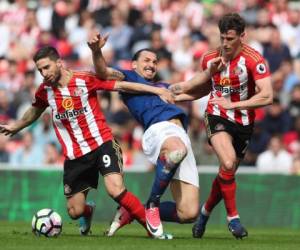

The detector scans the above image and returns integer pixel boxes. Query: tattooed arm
[88,33,125,81]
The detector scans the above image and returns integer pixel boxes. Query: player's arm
[114,81,174,104]
[171,71,212,102]
[209,76,273,109]
[88,33,125,81]
[170,57,225,101]
[0,106,46,136]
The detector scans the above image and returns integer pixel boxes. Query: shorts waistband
[168,118,183,127]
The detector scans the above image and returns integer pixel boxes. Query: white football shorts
[142,121,199,187]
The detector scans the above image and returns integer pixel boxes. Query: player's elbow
[96,70,109,80]
[265,91,274,106]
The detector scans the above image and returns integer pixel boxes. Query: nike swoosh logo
[146,220,158,234]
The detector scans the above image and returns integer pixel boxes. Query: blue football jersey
[119,69,188,130]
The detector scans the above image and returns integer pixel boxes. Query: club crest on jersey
[219,77,231,86]
[62,98,74,110]
[256,63,267,74]
[74,87,84,97]
[233,66,244,75]
[215,123,225,131]
[64,184,71,194]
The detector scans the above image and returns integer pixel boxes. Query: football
[32,208,62,237]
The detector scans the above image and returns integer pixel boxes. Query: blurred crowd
[1,0,300,175]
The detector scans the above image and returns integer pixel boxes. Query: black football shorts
[204,113,254,159]
[63,139,123,197]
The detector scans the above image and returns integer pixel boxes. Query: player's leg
[66,191,96,235]
[66,191,87,219]
[192,176,222,238]
[159,180,199,223]
[147,136,187,206]
[63,157,97,235]
[145,136,187,236]
[158,141,199,223]
[104,173,147,227]
[210,132,248,239]
[99,140,148,235]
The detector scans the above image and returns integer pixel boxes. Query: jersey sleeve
[248,56,270,81]
[89,74,116,91]
[32,84,49,108]
[200,54,208,71]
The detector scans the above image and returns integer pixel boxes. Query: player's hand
[87,33,109,52]
[169,82,186,95]
[208,96,235,109]
[208,57,226,76]
[0,124,19,137]
[158,88,175,104]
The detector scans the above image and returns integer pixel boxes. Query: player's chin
[144,73,155,80]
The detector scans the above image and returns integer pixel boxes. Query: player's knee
[177,206,199,223]
[165,148,187,167]
[222,159,236,171]
[104,174,125,198]
[106,184,125,199]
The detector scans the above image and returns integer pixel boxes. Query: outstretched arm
[170,71,212,102]
[0,106,46,136]
[88,33,125,81]
[114,81,174,104]
[170,57,225,101]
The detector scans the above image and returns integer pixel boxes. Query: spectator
[0,89,16,123]
[281,59,300,93]
[288,84,300,124]
[9,131,44,167]
[283,116,300,155]
[0,134,9,163]
[129,8,161,52]
[102,8,133,60]
[0,59,24,93]
[43,142,64,165]
[240,0,261,26]
[263,25,291,73]
[291,156,300,175]
[243,122,271,166]
[256,134,293,174]
[32,111,58,150]
[261,97,292,135]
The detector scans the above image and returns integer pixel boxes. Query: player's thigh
[170,179,199,217]
[97,140,125,197]
[210,132,237,166]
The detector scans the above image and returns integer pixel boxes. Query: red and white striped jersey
[32,71,116,160]
[202,44,270,125]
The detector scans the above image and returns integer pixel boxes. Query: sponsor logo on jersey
[55,106,88,120]
[62,98,74,110]
[214,84,246,94]
[256,63,267,74]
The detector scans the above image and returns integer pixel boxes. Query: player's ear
[132,61,137,70]
[240,32,245,40]
[56,59,63,68]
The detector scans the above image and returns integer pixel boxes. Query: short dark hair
[132,48,157,61]
[218,13,246,35]
[33,46,60,63]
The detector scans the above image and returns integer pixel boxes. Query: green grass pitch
[1,221,299,250]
